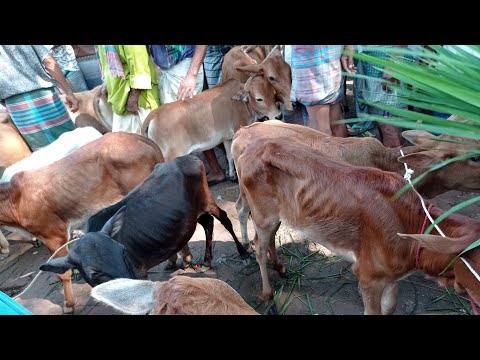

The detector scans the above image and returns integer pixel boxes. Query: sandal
[347,121,375,136]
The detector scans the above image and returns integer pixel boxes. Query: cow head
[398,233,480,306]
[232,75,282,121]
[236,50,292,111]
[40,206,134,287]
[398,130,480,198]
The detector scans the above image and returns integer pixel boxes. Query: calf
[90,276,259,315]
[222,45,292,110]
[40,155,250,286]
[0,127,103,259]
[237,138,480,314]
[59,85,113,133]
[0,123,31,170]
[232,120,480,249]
[142,77,281,180]
[0,132,163,313]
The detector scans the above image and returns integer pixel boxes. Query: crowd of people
[0,45,430,172]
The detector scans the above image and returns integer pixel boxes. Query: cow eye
[256,97,263,102]
[471,156,480,162]
[268,76,276,82]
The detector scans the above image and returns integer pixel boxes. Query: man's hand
[65,93,79,113]
[341,45,356,74]
[126,88,140,114]
[241,45,258,53]
[177,73,197,101]
[341,54,356,74]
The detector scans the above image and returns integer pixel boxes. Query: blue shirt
[149,45,195,70]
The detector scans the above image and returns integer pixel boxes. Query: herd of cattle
[0,45,480,315]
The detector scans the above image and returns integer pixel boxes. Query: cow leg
[223,139,236,181]
[181,244,193,268]
[235,191,254,253]
[210,206,250,262]
[197,214,214,267]
[358,278,388,315]
[381,282,399,315]
[254,221,280,303]
[165,253,178,269]
[0,230,9,260]
[268,222,286,276]
[43,232,75,314]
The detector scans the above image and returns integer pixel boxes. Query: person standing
[72,45,103,90]
[0,45,78,151]
[96,45,160,134]
[286,45,354,137]
[50,45,89,93]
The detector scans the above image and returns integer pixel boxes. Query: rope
[400,149,479,315]
[242,45,279,66]
[415,203,434,269]
[13,237,80,300]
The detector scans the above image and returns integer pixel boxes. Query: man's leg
[306,104,332,135]
[204,149,225,183]
[330,102,348,138]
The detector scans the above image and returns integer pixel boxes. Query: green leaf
[425,196,480,234]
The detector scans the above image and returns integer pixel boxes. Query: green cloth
[97,45,160,115]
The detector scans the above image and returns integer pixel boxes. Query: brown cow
[222,45,292,110]
[142,77,281,181]
[91,276,259,315]
[0,132,163,313]
[0,123,31,171]
[232,120,480,250]
[237,137,480,314]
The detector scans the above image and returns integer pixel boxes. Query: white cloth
[157,57,204,105]
[112,107,151,134]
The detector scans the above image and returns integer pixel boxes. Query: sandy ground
[2,182,479,315]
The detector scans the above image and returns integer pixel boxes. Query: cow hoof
[63,305,74,314]
[32,239,42,248]
[278,267,289,278]
[164,260,177,270]
[227,173,238,183]
[266,303,279,316]
[0,252,9,261]
[244,243,255,254]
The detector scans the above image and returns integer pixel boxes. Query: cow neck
[0,183,17,225]
[122,247,143,279]
[243,100,264,121]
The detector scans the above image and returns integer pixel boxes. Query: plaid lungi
[204,45,233,88]
[354,46,407,118]
[291,45,344,106]
[4,87,75,151]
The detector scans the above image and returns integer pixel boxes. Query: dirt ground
[1,81,479,315]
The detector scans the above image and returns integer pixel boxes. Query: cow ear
[402,130,438,147]
[397,150,442,169]
[236,64,264,76]
[398,233,470,255]
[40,256,73,274]
[231,89,249,102]
[102,205,126,238]
[90,278,158,315]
